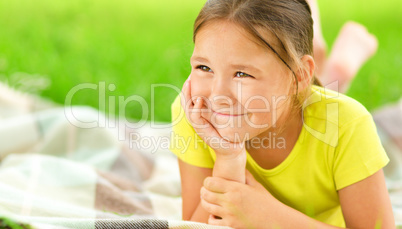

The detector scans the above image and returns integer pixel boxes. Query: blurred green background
[0,0,401,122]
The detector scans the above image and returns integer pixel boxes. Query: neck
[247,109,303,152]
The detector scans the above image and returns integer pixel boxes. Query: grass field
[0,0,400,122]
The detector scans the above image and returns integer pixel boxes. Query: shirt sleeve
[169,95,214,168]
[333,114,390,190]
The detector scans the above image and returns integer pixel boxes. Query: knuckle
[201,199,213,212]
[203,177,212,188]
[207,178,218,190]
[200,187,207,199]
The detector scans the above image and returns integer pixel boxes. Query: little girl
[169,0,395,228]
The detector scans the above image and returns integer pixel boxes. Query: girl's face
[190,20,294,142]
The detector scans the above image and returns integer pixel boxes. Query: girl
[169,0,395,228]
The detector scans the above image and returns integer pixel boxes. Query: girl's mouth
[213,110,247,117]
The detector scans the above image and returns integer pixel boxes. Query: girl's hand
[180,77,246,160]
[200,170,281,228]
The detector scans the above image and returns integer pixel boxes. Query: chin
[215,127,252,143]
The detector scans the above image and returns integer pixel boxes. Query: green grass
[0,217,32,229]
[0,0,400,122]
[319,0,402,111]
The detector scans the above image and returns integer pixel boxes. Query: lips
[212,110,247,117]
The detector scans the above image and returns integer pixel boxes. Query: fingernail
[196,97,202,102]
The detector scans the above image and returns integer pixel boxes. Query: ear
[295,55,315,91]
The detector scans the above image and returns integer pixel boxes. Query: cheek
[241,85,291,121]
[245,100,288,128]
[241,92,288,130]
[242,91,272,120]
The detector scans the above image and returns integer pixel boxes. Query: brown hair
[193,0,320,117]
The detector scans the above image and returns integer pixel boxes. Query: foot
[321,22,378,93]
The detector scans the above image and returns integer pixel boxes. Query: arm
[178,154,246,223]
[178,158,212,222]
[178,80,248,222]
[339,169,395,228]
[201,169,395,228]
[276,168,395,228]
[212,151,246,183]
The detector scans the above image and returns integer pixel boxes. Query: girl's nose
[209,77,236,108]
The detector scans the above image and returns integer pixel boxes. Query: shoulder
[301,87,389,191]
[301,85,374,148]
[303,85,371,129]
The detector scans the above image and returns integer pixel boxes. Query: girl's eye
[235,72,254,78]
[196,65,213,72]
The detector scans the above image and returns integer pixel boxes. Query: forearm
[212,152,247,183]
[267,201,343,229]
[189,201,210,223]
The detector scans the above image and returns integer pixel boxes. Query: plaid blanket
[373,98,402,228]
[0,84,230,229]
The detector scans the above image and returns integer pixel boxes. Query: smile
[213,111,247,117]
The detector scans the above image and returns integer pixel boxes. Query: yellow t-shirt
[169,85,389,227]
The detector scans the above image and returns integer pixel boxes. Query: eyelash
[196,65,213,72]
[235,72,253,78]
[195,65,254,78]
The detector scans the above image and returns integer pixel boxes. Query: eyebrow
[191,56,262,73]
[230,64,262,74]
[190,56,210,63]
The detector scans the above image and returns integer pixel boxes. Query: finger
[186,96,208,128]
[181,81,205,128]
[178,81,226,148]
[204,176,237,193]
[200,198,225,219]
[188,97,203,122]
[201,186,224,205]
[184,96,229,150]
[190,97,226,141]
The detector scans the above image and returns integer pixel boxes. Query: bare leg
[306,1,379,93]
[320,22,378,93]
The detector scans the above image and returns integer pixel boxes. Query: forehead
[194,20,282,56]
[192,20,284,70]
